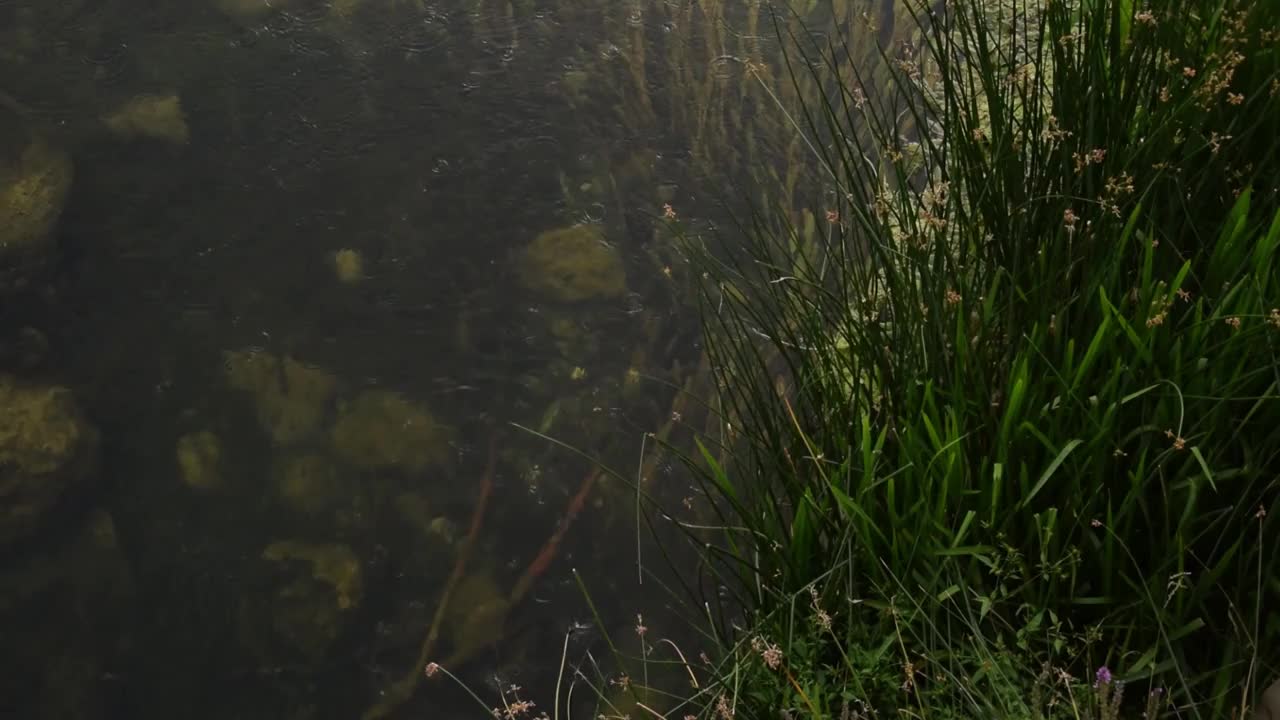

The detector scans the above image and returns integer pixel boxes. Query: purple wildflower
[1095,666,1113,687]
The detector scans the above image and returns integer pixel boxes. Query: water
[0,0,835,717]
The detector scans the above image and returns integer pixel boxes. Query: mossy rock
[330,390,450,472]
[224,350,337,447]
[517,225,627,302]
[175,430,223,491]
[243,540,363,662]
[0,139,73,294]
[331,248,365,284]
[0,375,99,546]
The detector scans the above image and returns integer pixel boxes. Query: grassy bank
[655,0,1280,716]
[419,0,1279,716]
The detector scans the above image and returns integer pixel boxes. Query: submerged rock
[331,248,365,284]
[516,225,627,302]
[224,350,337,446]
[242,540,363,662]
[101,94,190,146]
[175,430,223,491]
[0,375,99,546]
[330,390,450,472]
[0,139,73,294]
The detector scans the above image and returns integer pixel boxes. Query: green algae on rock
[224,350,338,447]
[175,430,223,491]
[242,540,364,662]
[330,390,450,472]
[517,224,627,302]
[262,540,363,610]
[0,139,73,293]
[0,375,99,546]
[332,248,366,284]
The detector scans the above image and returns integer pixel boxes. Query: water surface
[0,0,845,716]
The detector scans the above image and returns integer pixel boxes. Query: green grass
[636,0,1280,716]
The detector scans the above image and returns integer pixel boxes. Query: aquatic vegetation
[544,311,601,361]
[223,349,338,447]
[555,0,886,210]
[101,94,190,146]
[362,441,599,720]
[0,139,73,293]
[329,389,450,472]
[262,540,363,610]
[274,452,345,516]
[443,570,510,661]
[516,225,627,303]
[0,375,99,546]
[560,69,591,108]
[393,492,456,545]
[332,248,366,284]
[244,540,364,662]
[175,430,223,492]
[631,0,1280,715]
[272,451,371,535]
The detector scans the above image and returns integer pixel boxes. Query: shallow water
[0,0,841,717]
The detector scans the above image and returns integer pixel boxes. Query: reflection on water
[0,0,870,716]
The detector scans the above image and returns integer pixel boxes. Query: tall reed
[659,0,1280,714]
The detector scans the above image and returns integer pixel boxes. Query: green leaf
[1190,446,1217,492]
[1020,439,1083,509]
[696,438,736,502]
[1101,288,1152,363]
[1074,292,1115,389]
